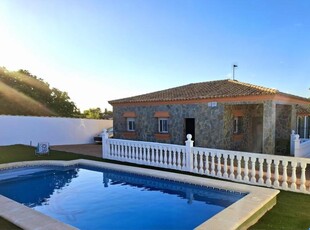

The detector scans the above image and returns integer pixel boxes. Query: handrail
[103,130,310,194]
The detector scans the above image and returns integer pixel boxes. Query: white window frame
[233,117,239,134]
[158,118,168,133]
[127,118,136,131]
[233,116,243,134]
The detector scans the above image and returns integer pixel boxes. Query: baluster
[251,157,256,183]
[166,147,170,167]
[131,143,135,161]
[118,142,121,157]
[282,160,288,189]
[136,144,139,160]
[273,159,280,187]
[115,142,118,157]
[211,152,216,176]
[173,149,177,169]
[300,162,307,192]
[110,141,113,158]
[177,148,181,169]
[157,146,160,165]
[111,142,114,157]
[116,141,119,157]
[291,161,297,191]
[145,145,149,164]
[258,158,264,184]
[127,144,130,160]
[193,151,198,173]
[148,145,154,165]
[131,144,135,160]
[137,144,140,161]
[126,144,129,159]
[152,146,156,165]
[266,159,272,186]
[182,148,186,170]
[163,147,167,167]
[216,152,222,177]
[205,152,209,175]
[223,153,228,179]
[123,144,127,159]
[119,143,123,158]
[243,156,249,182]
[171,148,175,168]
[236,155,242,181]
[112,141,115,157]
[130,144,134,160]
[141,144,147,164]
[199,151,204,174]
[158,146,162,166]
[229,154,235,180]
[114,142,118,158]
[140,144,144,162]
[149,145,152,164]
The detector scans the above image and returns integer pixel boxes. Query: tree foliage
[0,67,80,117]
[83,107,113,119]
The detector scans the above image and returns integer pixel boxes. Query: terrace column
[102,129,109,158]
[185,134,194,172]
[263,101,276,154]
[290,105,297,132]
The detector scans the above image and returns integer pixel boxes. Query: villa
[109,79,310,155]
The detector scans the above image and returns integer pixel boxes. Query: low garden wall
[0,115,112,146]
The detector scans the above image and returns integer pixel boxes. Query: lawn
[0,145,309,230]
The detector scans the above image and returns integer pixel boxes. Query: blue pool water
[0,165,246,229]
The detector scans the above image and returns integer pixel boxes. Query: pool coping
[0,159,279,230]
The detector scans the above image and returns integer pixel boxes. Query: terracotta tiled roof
[297,105,310,115]
[109,79,309,104]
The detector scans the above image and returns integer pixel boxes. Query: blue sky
[0,0,310,111]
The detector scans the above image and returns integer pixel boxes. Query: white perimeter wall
[0,115,113,146]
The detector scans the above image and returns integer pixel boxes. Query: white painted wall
[0,115,113,146]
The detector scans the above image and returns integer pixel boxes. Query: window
[127,118,135,131]
[158,118,168,133]
[208,102,218,107]
[233,116,243,134]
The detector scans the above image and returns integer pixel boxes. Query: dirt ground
[50,144,102,158]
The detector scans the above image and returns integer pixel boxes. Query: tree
[83,107,102,119]
[0,67,80,117]
[82,108,113,119]
[102,108,113,119]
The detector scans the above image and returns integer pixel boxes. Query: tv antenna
[232,64,238,80]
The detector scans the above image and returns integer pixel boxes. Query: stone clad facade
[113,103,225,148]
[113,101,299,154]
[110,79,310,155]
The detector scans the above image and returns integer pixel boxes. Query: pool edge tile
[0,159,279,230]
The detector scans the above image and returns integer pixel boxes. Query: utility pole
[232,64,238,80]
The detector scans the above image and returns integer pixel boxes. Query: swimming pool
[0,164,245,229]
[0,160,279,229]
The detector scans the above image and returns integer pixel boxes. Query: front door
[185,118,195,142]
[251,117,263,153]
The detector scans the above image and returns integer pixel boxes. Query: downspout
[296,116,299,134]
[304,116,307,138]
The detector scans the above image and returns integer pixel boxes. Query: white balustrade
[291,130,310,158]
[102,130,310,194]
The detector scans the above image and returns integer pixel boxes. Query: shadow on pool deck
[51,144,102,158]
